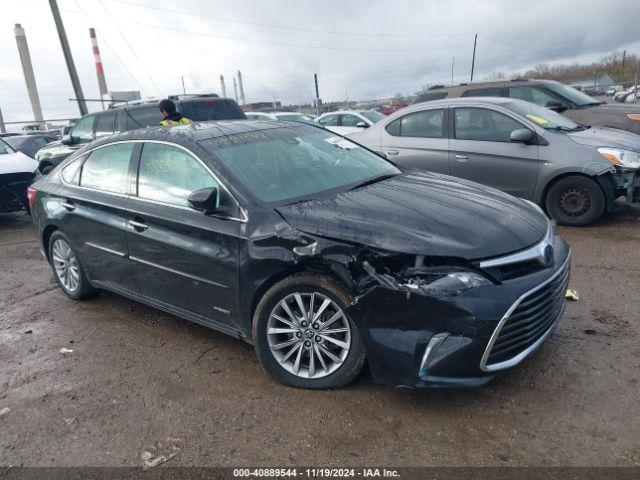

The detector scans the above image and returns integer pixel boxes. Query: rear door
[448,106,539,198]
[56,142,136,289]
[379,108,449,174]
[125,141,241,328]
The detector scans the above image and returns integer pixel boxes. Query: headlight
[597,147,640,169]
[405,268,492,296]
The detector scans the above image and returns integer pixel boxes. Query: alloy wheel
[52,238,80,292]
[267,292,351,379]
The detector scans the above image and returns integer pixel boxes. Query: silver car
[350,97,640,226]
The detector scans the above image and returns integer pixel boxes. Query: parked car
[4,134,58,159]
[350,97,640,226]
[0,136,38,214]
[244,111,315,124]
[29,121,570,389]
[316,110,385,135]
[614,86,640,103]
[34,95,246,174]
[413,79,640,135]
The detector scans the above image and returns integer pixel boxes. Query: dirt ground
[1,209,639,468]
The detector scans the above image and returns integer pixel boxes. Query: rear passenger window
[508,86,557,106]
[137,143,218,208]
[462,87,503,97]
[80,143,133,194]
[454,108,523,143]
[95,112,117,138]
[386,109,444,138]
[125,107,162,129]
[61,155,85,185]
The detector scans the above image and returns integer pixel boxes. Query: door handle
[62,200,76,211]
[385,149,400,157]
[128,218,149,232]
[455,154,469,162]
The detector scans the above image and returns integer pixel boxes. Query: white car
[0,136,39,214]
[315,110,385,135]
[244,111,315,124]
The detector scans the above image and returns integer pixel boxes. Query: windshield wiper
[348,173,398,191]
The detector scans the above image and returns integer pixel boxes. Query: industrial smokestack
[14,23,44,127]
[89,28,108,109]
[220,75,227,98]
[233,77,239,103]
[237,70,246,105]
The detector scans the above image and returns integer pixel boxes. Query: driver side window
[70,115,96,144]
[137,143,219,208]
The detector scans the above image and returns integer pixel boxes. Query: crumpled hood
[0,151,38,175]
[567,126,640,152]
[276,171,548,261]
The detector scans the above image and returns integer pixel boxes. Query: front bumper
[0,172,34,213]
[346,235,571,388]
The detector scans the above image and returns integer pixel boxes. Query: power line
[133,22,471,53]
[96,0,162,96]
[111,0,474,40]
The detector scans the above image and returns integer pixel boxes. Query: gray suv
[350,97,640,226]
[414,79,640,136]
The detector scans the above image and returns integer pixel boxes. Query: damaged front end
[342,233,571,388]
[0,172,34,214]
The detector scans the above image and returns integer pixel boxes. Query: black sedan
[28,121,571,389]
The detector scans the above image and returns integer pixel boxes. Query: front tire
[252,274,366,389]
[545,176,605,226]
[48,231,96,300]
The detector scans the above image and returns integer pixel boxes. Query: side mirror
[545,100,568,113]
[61,134,73,145]
[188,187,219,214]
[355,121,369,128]
[510,128,535,143]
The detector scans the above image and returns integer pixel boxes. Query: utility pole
[451,57,455,85]
[314,73,321,116]
[181,76,186,95]
[219,75,227,97]
[621,50,626,86]
[470,34,478,82]
[49,0,87,115]
[14,24,44,127]
[0,107,5,134]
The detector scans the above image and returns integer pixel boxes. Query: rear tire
[252,273,366,389]
[545,176,605,226]
[48,231,96,300]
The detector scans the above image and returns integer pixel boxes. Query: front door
[379,108,449,174]
[448,107,540,199]
[125,142,240,327]
[57,142,136,289]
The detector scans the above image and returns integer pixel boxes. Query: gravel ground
[0,209,639,468]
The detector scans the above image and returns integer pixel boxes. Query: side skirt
[92,280,247,342]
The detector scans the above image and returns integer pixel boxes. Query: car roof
[84,120,313,149]
[425,78,561,92]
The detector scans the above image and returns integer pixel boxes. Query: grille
[484,256,570,369]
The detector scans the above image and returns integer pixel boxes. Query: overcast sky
[1,0,639,126]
